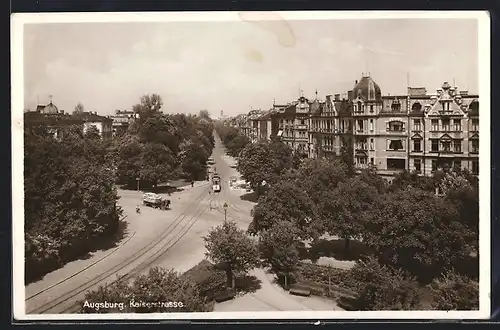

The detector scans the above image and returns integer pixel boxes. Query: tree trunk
[226,269,235,291]
[344,237,350,255]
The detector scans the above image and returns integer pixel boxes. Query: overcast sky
[23,18,478,117]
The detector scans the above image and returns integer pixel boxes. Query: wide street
[25,134,339,314]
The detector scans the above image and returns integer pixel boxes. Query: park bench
[289,284,311,297]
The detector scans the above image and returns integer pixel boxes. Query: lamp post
[223,202,228,223]
[136,177,140,192]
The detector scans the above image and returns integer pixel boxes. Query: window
[413,119,421,131]
[388,121,404,132]
[471,139,479,153]
[370,157,374,165]
[442,119,450,131]
[471,118,479,131]
[300,119,305,125]
[431,139,439,152]
[370,105,374,113]
[453,140,462,153]
[453,119,461,131]
[442,141,451,152]
[472,160,479,174]
[432,159,437,172]
[431,119,439,131]
[370,138,374,150]
[358,120,364,132]
[387,158,406,170]
[414,159,421,173]
[413,139,421,152]
[453,160,461,170]
[370,119,374,131]
[388,139,404,151]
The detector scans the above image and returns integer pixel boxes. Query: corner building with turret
[306,74,480,179]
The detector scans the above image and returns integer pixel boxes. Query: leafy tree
[237,141,294,195]
[203,221,260,291]
[362,188,474,282]
[198,109,211,120]
[250,181,321,240]
[139,142,177,188]
[132,93,163,124]
[389,170,435,192]
[294,158,348,214]
[259,221,301,288]
[357,166,387,194]
[226,134,250,157]
[429,270,479,310]
[73,102,84,115]
[81,267,213,313]
[324,176,379,254]
[179,138,210,180]
[339,135,355,176]
[84,125,101,140]
[348,257,422,310]
[24,125,121,281]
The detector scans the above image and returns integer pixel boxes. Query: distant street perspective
[20,15,481,316]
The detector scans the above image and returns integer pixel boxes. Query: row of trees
[25,94,215,283]
[232,137,479,310]
[113,95,215,187]
[215,124,251,158]
[24,125,122,282]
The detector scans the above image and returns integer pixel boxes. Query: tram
[212,173,221,193]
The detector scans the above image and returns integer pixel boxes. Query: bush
[429,270,479,310]
[181,260,227,299]
[295,262,357,291]
[81,267,214,313]
[347,257,422,310]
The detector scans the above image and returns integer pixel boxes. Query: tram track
[27,185,213,314]
[61,194,215,314]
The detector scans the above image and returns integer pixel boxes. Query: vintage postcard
[11,11,490,320]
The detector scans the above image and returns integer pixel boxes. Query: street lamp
[223,202,228,223]
[136,177,140,191]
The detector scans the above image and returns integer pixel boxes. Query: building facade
[110,109,136,137]
[231,74,480,179]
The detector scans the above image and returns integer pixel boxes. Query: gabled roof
[24,111,85,126]
[72,111,113,123]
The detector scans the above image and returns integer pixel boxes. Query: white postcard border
[11,10,491,320]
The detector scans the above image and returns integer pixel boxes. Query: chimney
[347,90,353,100]
[460,90,468,96]
[334,94,340,101]
[326,95,332,102]
[355,80,358,84]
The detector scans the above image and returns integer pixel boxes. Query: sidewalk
[214,268,342,312]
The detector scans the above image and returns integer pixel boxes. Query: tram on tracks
[212,173,221,193]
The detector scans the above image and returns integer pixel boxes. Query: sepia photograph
[11,11,490,320]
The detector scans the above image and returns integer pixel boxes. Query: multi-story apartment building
[232,74,479,179]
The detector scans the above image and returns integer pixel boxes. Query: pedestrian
[191,181,194,188]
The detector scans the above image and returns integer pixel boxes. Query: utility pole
[223,202,228,223]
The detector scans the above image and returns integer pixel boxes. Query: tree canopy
[24,124,122,282]
[203,221,260,290]
[81,267,213,313]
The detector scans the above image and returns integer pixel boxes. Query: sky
[23,17,479,117]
